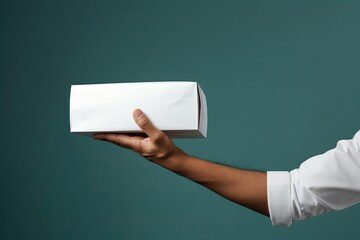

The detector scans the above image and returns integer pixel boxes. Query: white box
[69,81,207,138]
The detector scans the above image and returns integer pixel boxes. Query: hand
[93,109,185,170]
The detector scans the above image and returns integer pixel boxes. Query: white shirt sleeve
[267,130,360,226]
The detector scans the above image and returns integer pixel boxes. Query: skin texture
[93,109,269,217]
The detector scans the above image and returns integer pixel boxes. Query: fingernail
[133,109,144,120]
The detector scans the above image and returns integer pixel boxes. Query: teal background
[1,0,360,239]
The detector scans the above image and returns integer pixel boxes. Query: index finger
[93,133,143,150]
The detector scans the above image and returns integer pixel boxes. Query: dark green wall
[1,0,360,239]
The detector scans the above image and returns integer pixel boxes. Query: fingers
[93,133,142,151]
[133,109,164,141]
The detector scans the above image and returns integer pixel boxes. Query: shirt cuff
[267,171,292,226]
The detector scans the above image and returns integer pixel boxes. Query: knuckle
[137,116,150,129]
[113,136,124,146]
[114,135,122,143]
[108,136,119,144]
[133,139,144,152]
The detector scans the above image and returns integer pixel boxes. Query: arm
[93,109,360,226]
[165,154,269,216]
[93,109,269,216]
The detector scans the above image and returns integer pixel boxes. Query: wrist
[154,147,188,172]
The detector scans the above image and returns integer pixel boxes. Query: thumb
[133,109,161,138]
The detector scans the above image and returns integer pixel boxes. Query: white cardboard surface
[70,81,207,138]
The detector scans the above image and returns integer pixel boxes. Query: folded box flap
[197,83,208,138]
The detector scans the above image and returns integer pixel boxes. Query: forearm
[94,110,269,217]
[153,148,269,216]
